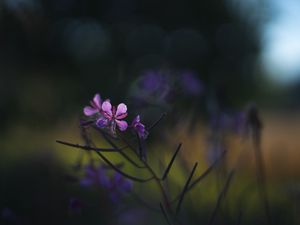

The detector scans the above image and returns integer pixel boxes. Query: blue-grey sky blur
[229,0,300,84]
[261,0,300,84]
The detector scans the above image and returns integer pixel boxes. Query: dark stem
[160,203,172,225]
[96,128,146,168]
[252,131,272,225]
[162,143,182,180]
[94,151,153,183]
[171,151,226,204]
[188,151,226,191]
[56,140,123,152]
[207,170,235,225]
[148,113,167,131]
[175,162,198,215]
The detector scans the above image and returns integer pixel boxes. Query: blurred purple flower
[131,115,148,139]
[138,70,171,100]
[107,172,133,203]
[80,165,132,202]
[80,165,109,187]
[98,100,128,133]
[83,93,102,116]
[210,111,246,134]
[180,71,203,96]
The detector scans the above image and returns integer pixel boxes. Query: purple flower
[83,93,102,116]
[138,70,171,100]
[80,165,132,203]
[97,100,128,132]
[180,71,203,96]
[131,115,148,139]
[210,111,246,134]
[107,172,133,203]
[80,165,109,188]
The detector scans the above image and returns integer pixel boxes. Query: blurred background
[1,0,300,224]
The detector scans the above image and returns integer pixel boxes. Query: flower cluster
[83,93,147,139]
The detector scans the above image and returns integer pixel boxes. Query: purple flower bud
[131,115,148,139]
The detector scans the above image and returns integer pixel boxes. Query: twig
[207,170,235,225]
[162,143,182,180]
[188,151,226,191]
[176,162,198,215]
[148,113,167,131]
[160,203,172,225]
[171,151,226,204]
[246,104,272,225]
[96,129,146,169]
[56,140,123,152]
[94,151,153,183]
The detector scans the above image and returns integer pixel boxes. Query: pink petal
[83,106,98,116]
[93,93,102,109]
[102,101,112,116]
[116,120,128,131]
[116,103,127,118]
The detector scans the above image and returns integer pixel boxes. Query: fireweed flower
[83,93,102,116]
[131,115,148,139]
[97,100,128,133]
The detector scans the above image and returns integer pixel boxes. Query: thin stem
[95,128,146,169]
[160,203,172,225]
[176,162,198,215]
[171,151,226,204]
[56,140,124,152]
[95,151,153,183]
[253,131,272,225]
[188,151,226,191]
[118,133,174,218]
[162,143,182,180]
[148,113,167,131]
[207,170,235,225]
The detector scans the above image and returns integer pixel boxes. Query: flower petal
[93,93,102,109]
[102,100,112,116]
[132,115,140,125]
[96,117,109,128]
[116,103,127,118]
[83,106,98,116]
[116,120,128,131]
